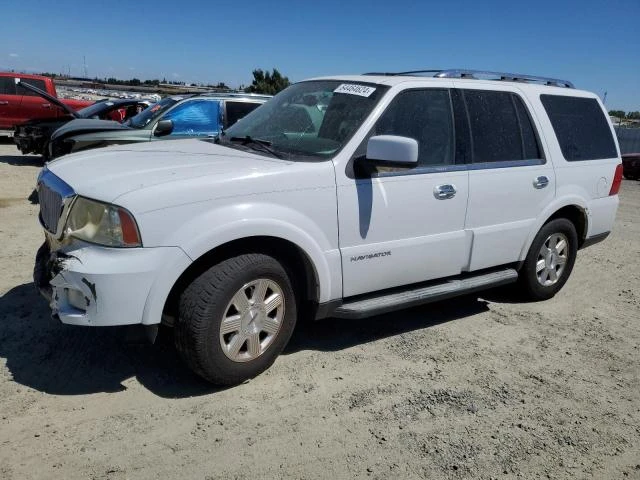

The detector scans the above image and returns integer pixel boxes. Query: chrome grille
[39,182,63,234]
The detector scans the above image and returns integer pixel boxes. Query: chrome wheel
[219,278,285,363]
[536,233,569,287]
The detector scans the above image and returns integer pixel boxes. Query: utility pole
[83,56,88,79]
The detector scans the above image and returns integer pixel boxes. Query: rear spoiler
[15,78,80,118]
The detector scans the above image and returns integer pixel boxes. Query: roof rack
[362,69,574,88]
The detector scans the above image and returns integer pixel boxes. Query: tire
[518,218,578,301]
[175,254,297,385]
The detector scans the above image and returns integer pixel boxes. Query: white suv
[34,70,623,385]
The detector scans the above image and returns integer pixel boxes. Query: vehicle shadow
[0,137,44,166]
[1,282,491,398]
[0,154,44,167]
[0,282,218,398]
[286,294,490,354]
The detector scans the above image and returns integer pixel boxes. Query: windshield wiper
[229,136,283,159]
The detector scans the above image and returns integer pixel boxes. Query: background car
[0,72,92,135]
[14,83,150,159]
[48,93,271,159]
[622,153,640,180]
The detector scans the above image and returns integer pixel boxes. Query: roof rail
[363,69,574,88]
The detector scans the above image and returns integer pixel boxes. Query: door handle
[434,184,456,200]
[0,101,8,105]
[41,103,51,108]
[533,176,549,189]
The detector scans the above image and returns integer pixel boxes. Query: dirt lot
[0,139,639,479]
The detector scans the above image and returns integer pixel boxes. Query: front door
[337,88,470,297]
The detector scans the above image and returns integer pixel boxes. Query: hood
[46,139,312,204]
[17,80,79,118]
[51,118,130,140]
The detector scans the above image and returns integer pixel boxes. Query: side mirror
[154,119,174,137]
[365,135,418,167]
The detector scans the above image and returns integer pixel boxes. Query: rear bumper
[34,241,191,327]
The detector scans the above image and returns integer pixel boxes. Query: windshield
[220,80,388,159]
[77,101,118,119]
[125,97,179,129]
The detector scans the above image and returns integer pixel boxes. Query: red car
[622,153,640,180]
[0,72,92,134]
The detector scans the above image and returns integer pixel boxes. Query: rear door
[0,76,18,128]
[456,85,554,271]
[17,78,55,123]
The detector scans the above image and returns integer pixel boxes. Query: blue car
[48,92,271,159]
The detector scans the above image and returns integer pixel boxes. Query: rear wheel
[519,218,578,301]
[175,254,297,385]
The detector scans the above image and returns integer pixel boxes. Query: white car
[34,69,622,385]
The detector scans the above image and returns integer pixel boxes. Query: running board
[333,268,518,319]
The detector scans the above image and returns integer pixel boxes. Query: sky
[2,0,639,110]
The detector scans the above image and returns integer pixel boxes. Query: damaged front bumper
[34,240,190,327]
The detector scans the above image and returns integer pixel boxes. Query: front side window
[371,89,455,167]
[162,99,221,136]
[540,94,617,161]
[464,90,542,163]
[220,80,389,159]
[17,79,47,96]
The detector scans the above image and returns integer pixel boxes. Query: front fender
[139,199,341,324]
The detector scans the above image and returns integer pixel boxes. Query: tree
[609,110,626,119]
[627,111,640,120]
[245,68,290,95]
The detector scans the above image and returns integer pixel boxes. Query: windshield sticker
[334,84,376,97]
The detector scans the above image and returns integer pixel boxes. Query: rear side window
[463,90,543,163]
[225,101,261,128]
[0,77,16,95]
[540,95,617,161]
[17,79,47,96]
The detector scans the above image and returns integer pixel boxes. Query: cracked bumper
[34,241,191,327]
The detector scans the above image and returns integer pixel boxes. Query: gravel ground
[0,139,639,480]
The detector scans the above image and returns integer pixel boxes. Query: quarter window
[372,89,455,167]
[540,95,617,161]
[463,90,542,163]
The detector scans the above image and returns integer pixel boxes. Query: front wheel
[175,254,297,385]
[518,218,578,301]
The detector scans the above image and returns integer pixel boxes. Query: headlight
[65,197,142,247]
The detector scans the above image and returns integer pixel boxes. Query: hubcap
[536,233,569,287]
[219,279,284,362]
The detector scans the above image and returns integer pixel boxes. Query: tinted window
[464,90,523,162]
[225,101,261,128]
[17,79,47,96]
[0,77,16,95]
[540,95,617,161]
[514,95,542,159]
[162,99,221,136]
[373,89,454,166]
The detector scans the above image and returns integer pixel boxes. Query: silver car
[48,92,271,159]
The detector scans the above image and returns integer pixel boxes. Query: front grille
[39,182,63,234]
